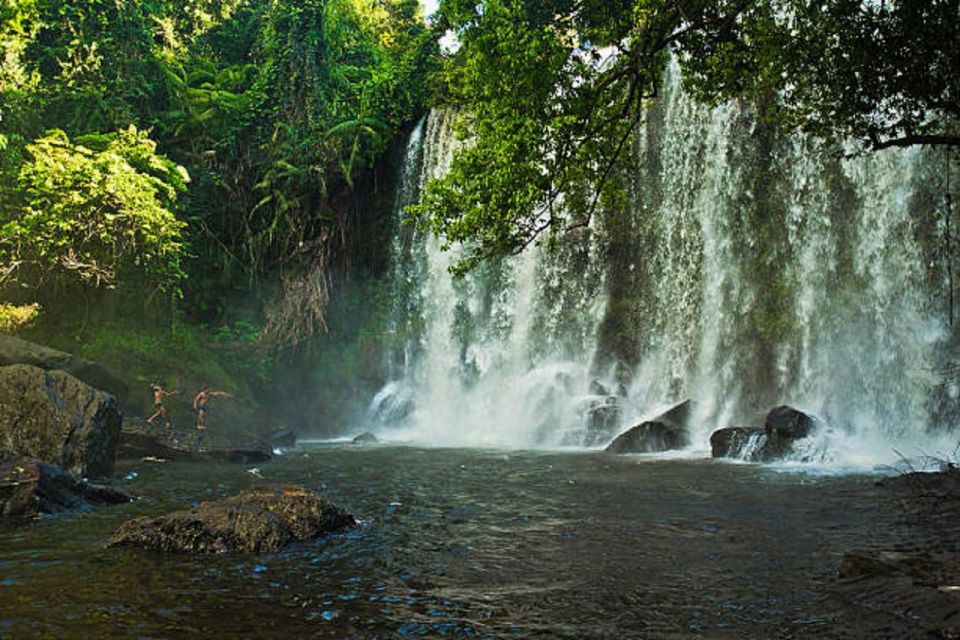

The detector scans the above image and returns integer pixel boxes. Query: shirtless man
[193,387,231,430]
[147,384,178,428]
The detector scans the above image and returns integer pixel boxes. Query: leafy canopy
[1,126,188,290]
[412,0,959,273]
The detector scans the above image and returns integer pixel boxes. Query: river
[0,443,930,638]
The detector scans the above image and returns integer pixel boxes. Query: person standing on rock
[193,387,231,430]
[147,384,178,429]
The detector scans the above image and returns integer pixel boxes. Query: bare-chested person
[193,387,231,430]
[147,384,178,428]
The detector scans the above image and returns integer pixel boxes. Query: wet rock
[711,406,819,462]
[0,457,130,521]
[605,400,693,454]
[709,427,791,462]
[269,427,297,450]
[108,485,356,554]
[584,396,620,447]
[117,422,271,464]
[0,335,128,401]
[352,432,379,444]
[764,405,816,439]
[0,364,122,478]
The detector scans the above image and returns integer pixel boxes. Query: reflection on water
[0,443,924,638]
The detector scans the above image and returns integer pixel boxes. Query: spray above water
[367,62,956,468]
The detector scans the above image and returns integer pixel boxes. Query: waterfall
[368,61,957,463]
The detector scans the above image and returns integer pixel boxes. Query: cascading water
[372,110,609,447]
[368,60,958,465]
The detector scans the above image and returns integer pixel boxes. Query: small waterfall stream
[368,62,957,464]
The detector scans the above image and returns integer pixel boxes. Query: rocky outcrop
[0,364,122,478]
[117,422,271,464]
[108,485,356,554]
[0,335,128,402]
[834,468,960,639]
[710,405,819,462]
[0,457,130,520]
[351,431,379,444]
[605,400,693,454]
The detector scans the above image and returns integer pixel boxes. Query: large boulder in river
[711,405,819,461]
[108,485,356,554]
[116,421,271,464]
[605,400,693,454]
[710,426,791,462]
[0,457,130,521]
[764,405,816,439]
[0,364,122,478]
[0,335,128,402]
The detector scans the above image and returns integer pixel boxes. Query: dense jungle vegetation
[0,0,956,429]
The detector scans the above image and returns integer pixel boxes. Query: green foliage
[0,302,39,333]
[1,126,187,290]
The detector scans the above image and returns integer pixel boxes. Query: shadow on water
[0,443,925,638]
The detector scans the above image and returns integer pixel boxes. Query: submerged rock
[0,335,128,402]
[352,432,379,444]
[0,364,122,478]
[117,422,271,464]
[605,400,693,454]
[0,457,130,521]
[108,485,356,554]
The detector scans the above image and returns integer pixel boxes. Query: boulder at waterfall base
[108,485,356,553]
[605,400,693,454]
[0,457,130,522]
[711,405,818,462]
[0,364,122,478]
[352,432,379,444]
[764,405,816,439]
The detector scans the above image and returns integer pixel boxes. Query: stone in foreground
[108,485,356,554]
[0,364,122,478]
[0,457,130,520]
[605,400,693,454]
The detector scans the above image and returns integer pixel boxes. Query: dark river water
[0,444,920,638]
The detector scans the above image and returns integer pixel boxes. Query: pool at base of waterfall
[0,442,939,638]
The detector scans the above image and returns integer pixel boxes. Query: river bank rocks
[605,400,693,454]
[0,457,130,522]
[0,335,128,402]
[833,467,960,639]
[0,364,122,478]
[352,431,379,444]
[108,485,356,554]
[710,405,818,462]
[117,421,271,464]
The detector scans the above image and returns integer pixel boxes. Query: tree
[0,126,188,291]
[411,0,959,273]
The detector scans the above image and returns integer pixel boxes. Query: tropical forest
[0,0,958,637]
